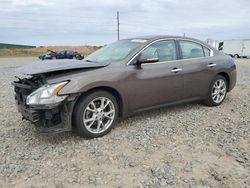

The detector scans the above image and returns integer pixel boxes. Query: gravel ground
[0,57,249,188]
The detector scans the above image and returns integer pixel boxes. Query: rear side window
[179,41,204,59]
[203,47,210,56]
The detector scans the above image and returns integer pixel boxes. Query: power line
[121,23,173,33]
[1,16,115,25]
[1,11,218,40]
[0,11,115,20]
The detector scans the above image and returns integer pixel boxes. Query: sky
[0,0,250,46]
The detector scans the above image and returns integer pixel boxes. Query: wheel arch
[74,86,124,118]
[217,72,230,91]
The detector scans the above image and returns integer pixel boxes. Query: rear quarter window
[179,41,205,59]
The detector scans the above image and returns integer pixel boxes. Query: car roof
[126,35,179,40]
[128,35,204,41]
[125,35,210,48]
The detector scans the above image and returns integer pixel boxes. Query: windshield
[85,39,146,63]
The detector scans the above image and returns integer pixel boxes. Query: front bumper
[13,79,77,134]
[17,102,41,122]
[16,98,76,134]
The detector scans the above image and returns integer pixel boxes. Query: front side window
[179,41,204,59]
[139,40,177,62]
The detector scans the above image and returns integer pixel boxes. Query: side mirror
[137,57,159,65]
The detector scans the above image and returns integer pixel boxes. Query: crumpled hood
[16,59,109,75]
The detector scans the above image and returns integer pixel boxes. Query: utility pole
[117,11,120,40]
[183,32,186,37]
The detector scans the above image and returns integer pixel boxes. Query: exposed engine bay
[13,75,77,134]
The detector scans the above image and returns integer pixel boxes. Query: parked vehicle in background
[206,38,219,50]
[14,36,236,138]
[220,39,250,58]
[38,50,57,60]
[39,50,84,60]
[56,50,84,60]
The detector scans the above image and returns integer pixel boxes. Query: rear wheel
[204,75,227,106]
[73,90,118,138]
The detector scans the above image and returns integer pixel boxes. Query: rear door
[178,40,214,99]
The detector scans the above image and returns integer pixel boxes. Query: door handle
[207,63,216,67]
[171,68,182,73]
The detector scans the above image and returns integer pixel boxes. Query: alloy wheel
[211,79,227,104]
[83,97,115,134]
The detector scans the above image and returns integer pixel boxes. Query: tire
[73,90,119,138]
[204,75,228,106]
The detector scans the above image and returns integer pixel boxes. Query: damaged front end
[12,75,78,134]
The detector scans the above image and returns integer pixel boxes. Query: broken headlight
[26,81,68,105]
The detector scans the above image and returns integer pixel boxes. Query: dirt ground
[0,45,100,57]
[0,58,249,188]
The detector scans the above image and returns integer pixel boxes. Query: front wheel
[204,75,228,106]
[73,90,118,138]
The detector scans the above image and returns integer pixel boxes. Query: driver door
[125,40,184,111]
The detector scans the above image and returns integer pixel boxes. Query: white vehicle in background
[220,39,250,58]
[206,38,219,50]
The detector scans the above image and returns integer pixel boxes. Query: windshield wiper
[85,59,99,63]
[85,59,92,62]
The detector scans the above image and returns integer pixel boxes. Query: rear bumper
[228,69,237,92]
